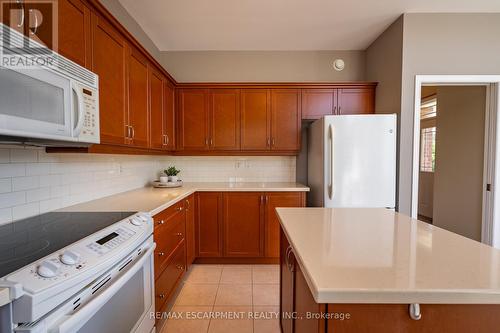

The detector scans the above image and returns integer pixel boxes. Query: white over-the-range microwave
[0,23,100,147]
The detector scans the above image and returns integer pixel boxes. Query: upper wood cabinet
[241,89,270,150]
[91,13,128,145]
[127,47,149,148]
[337,88,375,115]
[302,86,375,120]
[301,89,336,120]
[271,89,301,151]
[178,89,240,151]
[223,192,264,257]
[149,67,164,150]
[211,89,240,150]
[163,81,176,150]
[177,89,210,151]
[58,0,91,68]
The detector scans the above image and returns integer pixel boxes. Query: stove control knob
[130,217,142,226]
[138,214,149,222]
[37,260,61,278]
[60,250,81,265]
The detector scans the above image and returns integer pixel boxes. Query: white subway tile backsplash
[13,202,39,220]
[12,176,40,191]
[0,191,26,208]
[0,164,26,177]
[0,147,295,224]
[10,149,38,163]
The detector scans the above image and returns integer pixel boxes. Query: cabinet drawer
[154,242,186,316]
[154,213,185,277]
[153,200,185,229]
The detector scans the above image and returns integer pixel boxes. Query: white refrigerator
[307,115,397,208]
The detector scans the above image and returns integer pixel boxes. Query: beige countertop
[277,207,500,304]
[60,182,309,216]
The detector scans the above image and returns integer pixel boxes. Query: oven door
[17,237,156,333]
[0,67,76,141]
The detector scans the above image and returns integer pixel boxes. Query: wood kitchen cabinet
[223,192,264,257]
[302,86,375,120]
[185,194,196,269]
[127,47,149,148]
[265,192,305,258]
[57,0,92,68]
[280,228,295,333]
[149,67,164,150]
[270,89,301,151]
[163,81,176,150]
[178,89,240,151]
[211,89,241,150]
[177,89,210,150]
[91,13,128,145]
[241,89,271,150]
[196,192,223,257]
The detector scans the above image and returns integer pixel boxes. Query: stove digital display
[96,232,119,245]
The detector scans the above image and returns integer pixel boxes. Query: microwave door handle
[52,243,156,333]
[72,83,85,137]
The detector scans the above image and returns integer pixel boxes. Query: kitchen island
[277,207,500,332]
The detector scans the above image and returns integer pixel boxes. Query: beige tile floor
[161,264,281,333]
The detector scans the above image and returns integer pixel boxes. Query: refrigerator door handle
[328,124,333,200]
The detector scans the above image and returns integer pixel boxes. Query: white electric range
[0,210,155,333]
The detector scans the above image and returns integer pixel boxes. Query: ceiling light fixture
[333,59,345,71]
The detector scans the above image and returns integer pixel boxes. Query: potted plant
[165,166,181,182]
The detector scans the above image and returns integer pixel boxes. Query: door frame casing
[412,75,500,246]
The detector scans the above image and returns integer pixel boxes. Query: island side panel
[327,304,500,332]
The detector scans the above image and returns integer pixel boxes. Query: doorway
[412,75,500,245]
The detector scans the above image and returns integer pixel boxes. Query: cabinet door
[163,81,176,150]
[241,89,270,150]
[280,228,295,333]
[178,89,210,150]
[91,14,128,145]
[265,192,304,258]
[271,89,301,151]
[223,192,264,257]
[196,192,222,257]
[301,89,335,120]
[295,263,325,333]
[127,48,149,147]
[210,89,240,150]
[58,0,91,68]
[185,194,196,268]
[149,68,164,150]
[336,88,375,115]
[22,1,54,49]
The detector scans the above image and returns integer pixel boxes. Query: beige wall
[99,0,163,62]
[397,13,500,215]
[160,51,366,82]
[432,86,486,241]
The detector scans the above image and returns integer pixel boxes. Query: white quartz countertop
[60,182,309,216]
[277,207,500,304]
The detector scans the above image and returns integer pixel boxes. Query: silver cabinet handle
[409,304,421,320]
[131,126,135,139]
[333,106,337,115]
[157,220,165,225]
[210,138,213,146]
[267,138,271,147]
[328,124,334,200]
[165,134,169,146]
[185,199,190,210]
[205,138,209,146]
[16,0,24,28]
[285,245,295,272]
[271,138,275,147]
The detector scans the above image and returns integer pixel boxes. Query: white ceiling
[118,0,500,51]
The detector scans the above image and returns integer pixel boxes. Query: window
[420,127,436,172]
[421,96,437,119]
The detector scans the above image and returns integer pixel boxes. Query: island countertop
[277,207,500,304]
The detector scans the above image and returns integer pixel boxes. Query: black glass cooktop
[0,211,136,278]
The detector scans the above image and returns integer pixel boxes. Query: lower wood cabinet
[223,192,264,257]
[195,192,223,257]
[197,191,305,260]
[185,194,196,268]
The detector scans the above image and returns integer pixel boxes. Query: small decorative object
[165,166,181,182]
[152,180,183,188]
[159,176,169,183]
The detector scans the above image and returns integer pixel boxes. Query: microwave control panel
[78,87,100,143]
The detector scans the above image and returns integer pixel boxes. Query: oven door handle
[51,243,156,333]
[71,82,85,137]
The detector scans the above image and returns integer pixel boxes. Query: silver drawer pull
[176,265,184,270]
[176,232,183,237]
[158,220,165,225]
[158,252,165,256]
[158,293,165,299]
[409,303,421,320]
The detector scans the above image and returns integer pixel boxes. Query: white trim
[412,75,500,246]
